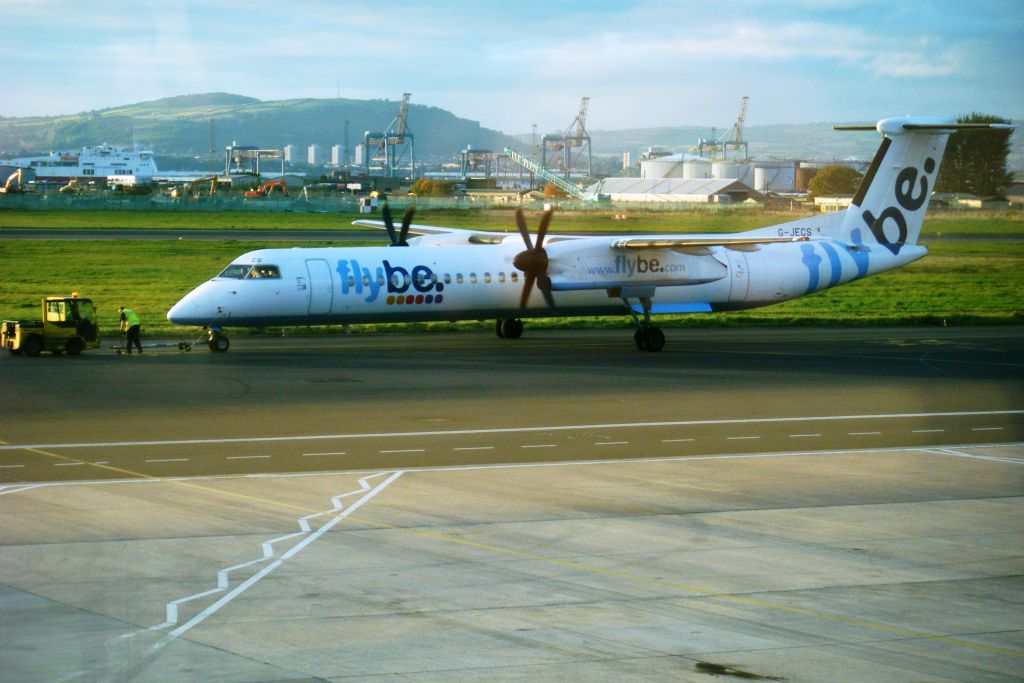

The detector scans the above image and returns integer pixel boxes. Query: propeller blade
[536,210,553,250]
[382,204,398,246]
[539,281,555,308]
[520,273,536,308]
[398,206,415,246]
[515,208,532,251]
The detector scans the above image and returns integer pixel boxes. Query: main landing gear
[624,297,665,352]
[494,318,524,339]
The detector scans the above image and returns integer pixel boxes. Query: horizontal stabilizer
[835,118,1015,134]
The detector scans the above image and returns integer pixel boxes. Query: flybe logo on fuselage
[336,259,444,304]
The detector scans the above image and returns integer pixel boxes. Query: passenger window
[511,272,519,283]
[498,272,506,283]
[444,274,451,285]
[456,273,464,284]
[484,272,492,284]
[469,273,478,284]
[414,270,435,288]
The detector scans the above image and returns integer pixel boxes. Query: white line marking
[302,451,345,457]
[0,464,25,468]
[925,447,1024,465]
[789,434,821,438]
[379,449,424,454]
[913,429,945,433]
[727,436,761,441]
[522,444,556,449]
[453,446,495,451]
[661,438,695,443]
[146,458,189,463]
[54,462,84,467]
[849,432,881,436]
[0,484,40,496]
[226,455,270,460]
[8,409,1020,451]
[153,471,403,646]
[595,441,628,446]
[972,427,1004,432]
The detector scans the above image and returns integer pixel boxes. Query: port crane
[363,93,416,178]
[694,96,750,160]
[541,96,593,180]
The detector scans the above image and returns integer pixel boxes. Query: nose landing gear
[208,331,230,353]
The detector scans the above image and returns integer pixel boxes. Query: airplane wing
[351,219,586,246]
[609,235,810,253]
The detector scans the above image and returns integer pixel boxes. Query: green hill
[0,93,520,164]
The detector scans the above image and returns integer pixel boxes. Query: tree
[806,165,863,198]
[934,113,1013,197]
[543,182,566,199]
[409,178,455,197]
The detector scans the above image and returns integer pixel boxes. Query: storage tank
[754,162,796,192]
[712,162,753,186]
[640,156,685,179]
[683,159,712,179]
[795,164,819,192]
[712,161,740,179]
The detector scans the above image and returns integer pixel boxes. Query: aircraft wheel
[644,327,665,352]
[23,335,43,357]
[494,319,505,338]
[500,318,524,340]
[634,327,665,352]
[209,334,230,353]
[66,337,84,356]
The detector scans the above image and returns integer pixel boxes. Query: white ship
[5,144,158,185]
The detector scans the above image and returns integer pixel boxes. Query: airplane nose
[167,285,216,325]
[167,296,196,325]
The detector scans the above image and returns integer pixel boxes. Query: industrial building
[586,177,763,203]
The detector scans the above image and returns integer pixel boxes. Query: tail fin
[835,117,1013,254]
[835,117,953,254]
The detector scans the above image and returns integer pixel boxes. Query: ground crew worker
[119,306,142,354]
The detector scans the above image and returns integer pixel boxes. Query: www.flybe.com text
[587,255,687,277]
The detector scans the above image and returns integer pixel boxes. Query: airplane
[167,116,1013,352]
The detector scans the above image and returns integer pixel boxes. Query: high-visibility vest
[122,309,140,328]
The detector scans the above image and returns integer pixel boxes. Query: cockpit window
[245,265,280,279]
[216,264,281,279]
[218,264,252,279]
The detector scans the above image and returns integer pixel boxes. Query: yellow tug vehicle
[2,294,100,357]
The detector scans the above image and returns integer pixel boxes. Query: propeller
[382,204,415,246]
[512,208,556,308]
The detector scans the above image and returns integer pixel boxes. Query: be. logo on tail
[862,157,936,255]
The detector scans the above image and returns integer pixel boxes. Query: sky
[1,0,1021,134]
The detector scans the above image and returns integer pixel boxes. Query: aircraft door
[725,249,749,302]
[306,259,334,314]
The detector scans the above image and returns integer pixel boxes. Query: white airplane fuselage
[166,231,925,328]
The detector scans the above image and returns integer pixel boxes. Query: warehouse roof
[586,177,762,203]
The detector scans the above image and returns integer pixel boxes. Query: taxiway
[1,326,1021,681]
